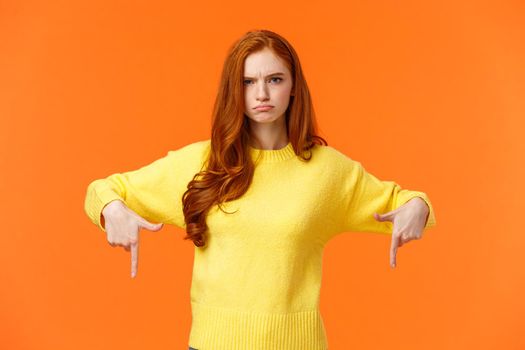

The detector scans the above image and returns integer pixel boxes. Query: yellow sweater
[84,139,436,350]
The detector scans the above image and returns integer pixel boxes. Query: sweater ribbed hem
[188,301,329,350]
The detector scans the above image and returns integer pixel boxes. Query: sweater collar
[248,141,296,163]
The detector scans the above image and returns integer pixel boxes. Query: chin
[253,114,282,123]
[248,111,285,122]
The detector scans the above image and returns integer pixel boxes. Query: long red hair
[182,29,328,247]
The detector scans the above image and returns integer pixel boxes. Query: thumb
[374,211,395,222]
[139,218,164,231]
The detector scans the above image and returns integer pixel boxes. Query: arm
[337,159,437,235]
[84,151,182,233]
[83,139,212,233]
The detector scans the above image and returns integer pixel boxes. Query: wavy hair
[181,29,328,247]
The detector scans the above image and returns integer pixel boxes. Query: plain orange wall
[1,1,524,349]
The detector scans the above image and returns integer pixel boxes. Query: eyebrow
[243,72,285,79]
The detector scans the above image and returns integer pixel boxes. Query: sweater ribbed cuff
[85,180,124,232]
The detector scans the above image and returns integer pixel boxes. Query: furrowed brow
[243,72,285,79]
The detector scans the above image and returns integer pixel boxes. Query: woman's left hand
[373,197,430,269]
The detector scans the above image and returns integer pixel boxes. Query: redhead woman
[84,29,436,350]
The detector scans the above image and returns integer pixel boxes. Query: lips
[254,105,274,110]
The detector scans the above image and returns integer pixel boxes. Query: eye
[243,77,283,85]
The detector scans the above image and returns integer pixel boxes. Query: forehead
[243,48,290,76]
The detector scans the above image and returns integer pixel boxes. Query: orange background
[1,1,524,349]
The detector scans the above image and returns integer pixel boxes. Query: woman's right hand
[101,200,164,278]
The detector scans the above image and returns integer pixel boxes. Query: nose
[255,80,269,101]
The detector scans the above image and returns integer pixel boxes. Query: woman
[84,29,436,350]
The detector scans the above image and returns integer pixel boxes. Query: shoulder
[164,139,211,172]
[310,143,358,168]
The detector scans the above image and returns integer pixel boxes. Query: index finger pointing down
[390,234,399,268]
[131,242,139,278]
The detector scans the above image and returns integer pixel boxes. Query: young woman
[84,29,436,350]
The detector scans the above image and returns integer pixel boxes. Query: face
[243,48,294,124]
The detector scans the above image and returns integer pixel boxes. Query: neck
[247,116,288,150]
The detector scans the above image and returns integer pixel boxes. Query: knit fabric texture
[84,139,437,350]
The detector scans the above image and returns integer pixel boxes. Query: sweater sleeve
[83,141,209,233]
[335,157,437,236]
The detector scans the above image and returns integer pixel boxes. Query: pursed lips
[254,105,274,109]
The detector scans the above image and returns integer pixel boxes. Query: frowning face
[243,48,293,125]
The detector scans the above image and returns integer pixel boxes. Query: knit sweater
[84,139,436,350]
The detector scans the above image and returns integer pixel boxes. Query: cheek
[277,82,293,99]
[275,89,291,104]
[243,91,250,108]
[244,93,256,117]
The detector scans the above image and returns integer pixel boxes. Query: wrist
[408,197,430,224]
[102,199,125,216]
[408,197,429,213]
